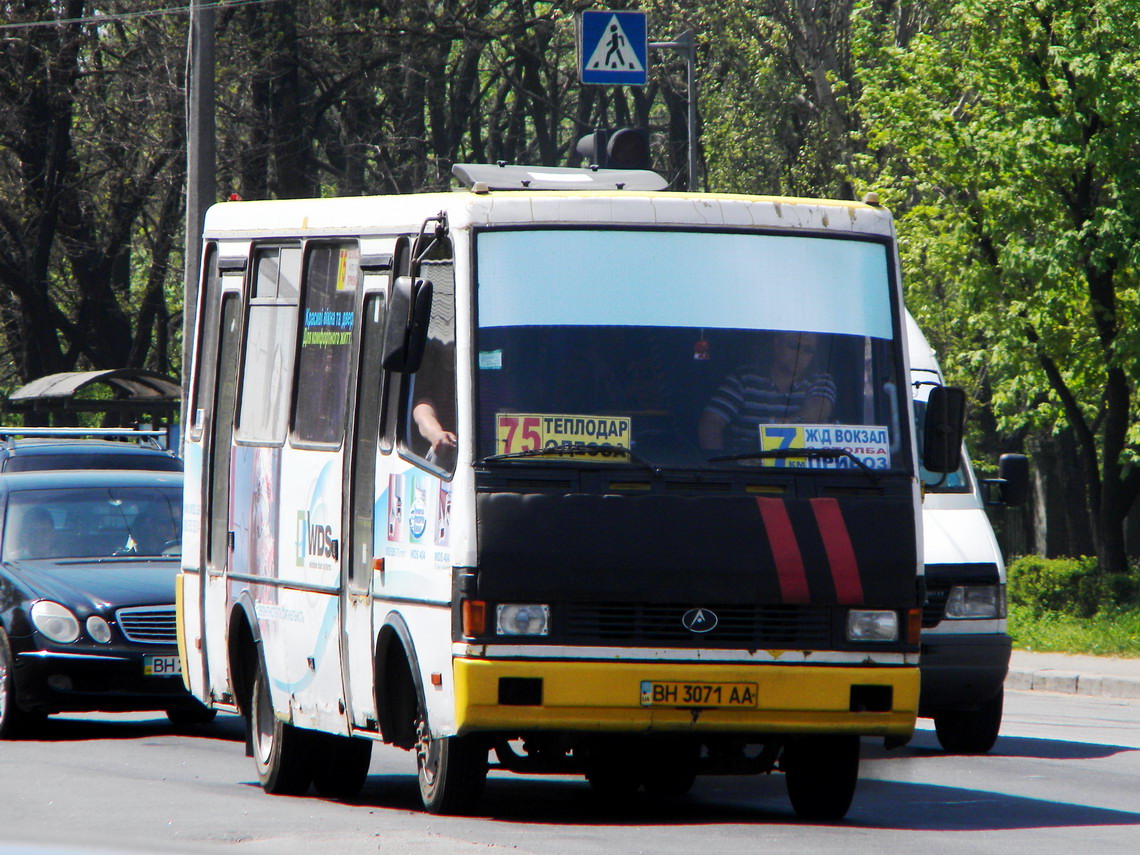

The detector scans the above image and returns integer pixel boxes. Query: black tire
[933,687,1004,754]
[0,628,40,740]
[416,708,487,814]
[251,663,316,795]
[585,759,641,798]
[783,735,860,821]
[311,733,373,799]
[641,740,698,797]
[167,702,218,729]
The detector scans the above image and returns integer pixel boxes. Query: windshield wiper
[485,442,659,474]
[708,446,880,481]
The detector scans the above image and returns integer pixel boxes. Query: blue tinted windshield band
[477,229,893,339]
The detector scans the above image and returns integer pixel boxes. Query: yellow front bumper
[454,658,917,737]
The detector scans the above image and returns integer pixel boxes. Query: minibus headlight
[31,601,81,643]
[846,609,899,643]
[944,584,1006,619]
[495,604,550,636]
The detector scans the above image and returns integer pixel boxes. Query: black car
[0,468,210,737]
[0,428,182,473]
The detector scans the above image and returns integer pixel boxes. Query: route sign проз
[579,10,648,86]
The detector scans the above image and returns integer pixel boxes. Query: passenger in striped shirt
[698,331,836,453]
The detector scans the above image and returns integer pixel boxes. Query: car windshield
[475,228,907,471]
[2,486,183,561]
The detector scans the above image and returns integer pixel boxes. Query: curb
[1006,668,1140,700]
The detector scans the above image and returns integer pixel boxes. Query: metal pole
[182,0,216,451]
[649,30,697,191]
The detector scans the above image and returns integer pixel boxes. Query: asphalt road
[1,687,1138,855]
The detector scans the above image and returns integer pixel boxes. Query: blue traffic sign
[579,10,648,86]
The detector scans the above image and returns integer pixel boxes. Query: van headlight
[944,584,1006,619]
[31,601,81,643]
[495,604,550,636]
[846,609,899,642]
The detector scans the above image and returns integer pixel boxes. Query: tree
[0,2,186,398]
[855,0,1140,575]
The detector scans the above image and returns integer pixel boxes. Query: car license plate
[640,680,758,708]
[144,655,181,677]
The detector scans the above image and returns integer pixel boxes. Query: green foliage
[1007,554,1140,654]
[854,0,1140,573]
[1008,604,1140,657]
[1007,554,1140,617]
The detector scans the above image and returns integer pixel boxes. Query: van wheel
[415,708,487,814]
[782,735,860,821]
[934,687,1003,754]
[312,733,373,799]
[251,663,315,795]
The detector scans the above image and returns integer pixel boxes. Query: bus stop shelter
[2,369,181,437]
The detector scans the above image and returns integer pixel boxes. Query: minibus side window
[292,243,360,446]
[402,250,455,473]
[236,246,300,444]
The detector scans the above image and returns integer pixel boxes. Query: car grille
[116,605,177,644]
[562,603,834,648]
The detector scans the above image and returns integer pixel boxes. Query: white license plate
[144,655,181,677]
[640,680,758,708]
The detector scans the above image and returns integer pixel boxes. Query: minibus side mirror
[922,385,966,474]
[382,275,433,372]
[996,453,1029,507]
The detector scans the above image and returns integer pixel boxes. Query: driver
[128,507,179,555]
[698,331,835,452]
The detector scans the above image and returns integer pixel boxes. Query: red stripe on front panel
[810,498,864,604]
[756,498,811,604]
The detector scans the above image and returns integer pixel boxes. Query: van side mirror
[922,385,966,474]
[996,453,1029,507]
[381,275,433,372]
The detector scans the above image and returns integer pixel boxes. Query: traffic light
[576,127,651,170]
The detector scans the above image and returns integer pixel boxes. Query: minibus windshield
[474,228,907,471]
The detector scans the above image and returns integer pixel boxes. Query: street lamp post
[181,0,216,449]
[649,30,697,191]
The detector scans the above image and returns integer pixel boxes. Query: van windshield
[474,228,908,471]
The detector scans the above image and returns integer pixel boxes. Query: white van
[907,311,1028,753]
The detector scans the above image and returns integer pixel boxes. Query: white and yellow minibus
[177,163,963,820]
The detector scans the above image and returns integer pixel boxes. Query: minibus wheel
[251,662,315,795]
[415,706,487,814]
[641,739,699,797]
[782,735,859,821]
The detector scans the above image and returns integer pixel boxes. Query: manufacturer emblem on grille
[681,608,718,633]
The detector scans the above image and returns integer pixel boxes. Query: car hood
[5,558,180,610]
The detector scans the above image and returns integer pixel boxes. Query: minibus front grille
[562,603,833,648]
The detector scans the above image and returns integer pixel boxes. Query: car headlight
[495,604,550,636]
[31,601,81,643]
[86,616,113,643]
[846,609,899,642]
[944,584,1006,619]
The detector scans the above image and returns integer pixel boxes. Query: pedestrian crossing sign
[578,10,649,86]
